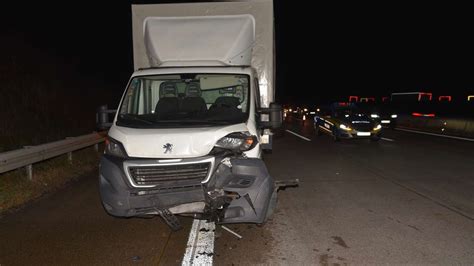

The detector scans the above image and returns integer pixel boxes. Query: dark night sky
[2,1,474,105]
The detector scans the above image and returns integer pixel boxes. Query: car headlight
[215,132,257,152]
[105,137,128,158]
[391,114,398,118]
[373,124,382,130]
[339,124,352,131]
[370,114,379,118]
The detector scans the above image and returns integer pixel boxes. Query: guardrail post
[26,164,33,180]
[97,105,109,131]
[94,143,99,152]
[65,137,75,164]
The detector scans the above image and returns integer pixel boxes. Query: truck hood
[108,123,249,158]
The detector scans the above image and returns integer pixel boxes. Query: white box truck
[99,0,283,230]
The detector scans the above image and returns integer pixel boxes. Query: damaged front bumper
[99,154,276,227]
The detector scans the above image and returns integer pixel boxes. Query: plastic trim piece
[123,156,215,188]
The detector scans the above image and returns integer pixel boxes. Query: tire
[314,124,322,136]
[333,129,340,142]
[371,135,381,141]
[265,189,278,222]
[258,189,278,227]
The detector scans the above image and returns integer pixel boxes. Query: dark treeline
[0,33,117,151]
[0,2,133,151]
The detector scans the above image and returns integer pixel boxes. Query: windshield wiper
[119,114,154,125]
[153,119,231,125]
[118,116,240,126]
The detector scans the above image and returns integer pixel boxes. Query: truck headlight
[215,132,257,152]
[105,137,128,158]
[391,114,398,118]
[373,124,382,131]
[339,124,352,131]
[370,114,379,118]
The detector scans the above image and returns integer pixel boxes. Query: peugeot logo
[163,143,173,154]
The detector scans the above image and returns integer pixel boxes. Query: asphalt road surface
[0,170,192,265]
[1,118,474,265]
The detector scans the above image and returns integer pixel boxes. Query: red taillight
[412,112,435,117]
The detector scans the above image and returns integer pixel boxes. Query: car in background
[284,105,316,122]
[358,103,398,129]
[314,102,382,141]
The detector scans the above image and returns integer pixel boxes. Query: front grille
[352,123,372,132]
[128,163,210,188]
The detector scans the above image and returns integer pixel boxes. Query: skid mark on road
[331,236,349,248]
[157,229,173,264]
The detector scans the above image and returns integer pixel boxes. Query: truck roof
[130,66,255,78]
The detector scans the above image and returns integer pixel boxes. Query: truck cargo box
[132,0,274,105]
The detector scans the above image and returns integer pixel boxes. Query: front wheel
[265,189,278,222]
[314,124,322,136]
[333,129,340,142]
[371,135,381,141]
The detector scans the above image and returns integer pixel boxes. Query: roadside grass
[0,146,102,215]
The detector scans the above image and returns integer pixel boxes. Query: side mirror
[258,102,282,129]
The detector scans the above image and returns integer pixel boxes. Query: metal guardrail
[396,114,474,139]
[0,132,107,180]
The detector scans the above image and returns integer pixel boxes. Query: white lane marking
[381,137,395,142]
[396,127,474,142]
[285,129,311,141]
[182,219,215,265]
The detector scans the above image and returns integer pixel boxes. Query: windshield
[333,107,368,118]
[117,73,250,128]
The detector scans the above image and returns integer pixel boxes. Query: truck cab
[99,1,282,230]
